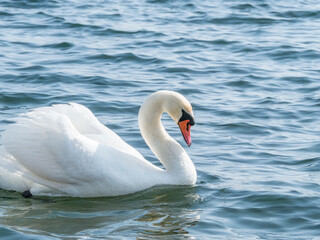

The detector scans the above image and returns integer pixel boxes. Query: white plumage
[0,91,196,197]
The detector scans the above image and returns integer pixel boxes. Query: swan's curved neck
[138,93,196,184]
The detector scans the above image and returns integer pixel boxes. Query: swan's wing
[2,108,103,186]
[42,102,107,135]
[2,104,152,194]
[46,103,144,160]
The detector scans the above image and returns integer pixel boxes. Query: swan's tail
[0,146,32,192]
[1,107,79,185]
[0,104,100,196]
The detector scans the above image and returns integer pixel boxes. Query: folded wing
[1,103,146,195]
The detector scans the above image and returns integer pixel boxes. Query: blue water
[1,0,320,239]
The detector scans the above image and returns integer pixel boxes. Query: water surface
[1,0,320,239]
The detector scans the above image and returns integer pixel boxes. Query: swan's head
[161,91,195,147]
[139,90,196,147]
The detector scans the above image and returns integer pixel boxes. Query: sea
[0,0,320,239]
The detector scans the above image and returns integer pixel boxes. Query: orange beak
[178,120,192,147]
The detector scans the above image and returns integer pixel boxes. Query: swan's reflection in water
[134,186,200,239]
[0,186,200,239]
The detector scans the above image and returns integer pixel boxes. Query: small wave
[0,92,51,105]
[94,28,166,38]
[278,157,320,171]
[64,21,102,31]
[226,79,257,88]
[0,11,13,16]
[41,42,74,50]
[280,76,312,85]
[209,16,281,25]
[273,10,320,19]
[217,122,270,136]
[85,53,164,64]
[1,0,58,9]
[16,65,47,72]
[230,3,256,11]
[36,11,65,24]
[9,22,49,29]
[267,49,320,61]
[157,66,209,75]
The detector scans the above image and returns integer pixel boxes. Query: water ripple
[1,0,320,239]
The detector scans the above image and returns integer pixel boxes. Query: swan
[0,90,196,197]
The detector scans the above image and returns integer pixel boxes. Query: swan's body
[0,91,196,197]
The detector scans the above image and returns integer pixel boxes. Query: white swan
[0,90,196,197]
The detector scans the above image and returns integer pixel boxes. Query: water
[0,0,320,239]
